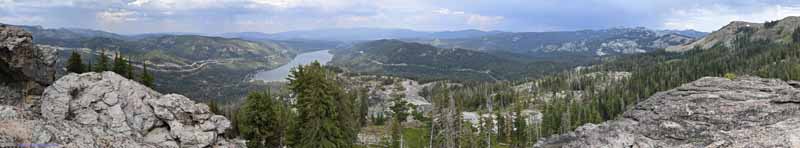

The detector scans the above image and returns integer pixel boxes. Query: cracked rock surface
[3,72,239,148]
[34,72,239,148]
[535,76,800,148]
[0,24,56,106]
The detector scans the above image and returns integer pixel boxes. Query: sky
[1,0,800,34]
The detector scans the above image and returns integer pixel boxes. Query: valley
[252,50,334,82]
[3,2,800,147]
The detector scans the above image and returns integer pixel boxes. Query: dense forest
[214,25,800,148]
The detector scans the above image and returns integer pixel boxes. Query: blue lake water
[252,50,333,82]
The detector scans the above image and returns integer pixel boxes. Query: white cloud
[664,5,800,31]
[0,15,44,24]
[126,0,222,10]
[431,8,504,30]
[434,8,465,15]
[467,15,504,30]
[97,9,141,24]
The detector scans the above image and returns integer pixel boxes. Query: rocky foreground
[0,24,239,147]
[535,76,800,147]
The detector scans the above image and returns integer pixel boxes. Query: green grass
[402,127,430,148]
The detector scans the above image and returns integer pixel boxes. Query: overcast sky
[2,0,800,34]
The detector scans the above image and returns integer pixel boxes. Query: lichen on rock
[535,76,800,147]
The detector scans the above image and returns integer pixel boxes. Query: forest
[211,26,800,148]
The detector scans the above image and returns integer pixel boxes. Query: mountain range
[2,23,710,99]
[668,16,800,51]
[221,28,506,41]
[406,27,705,56]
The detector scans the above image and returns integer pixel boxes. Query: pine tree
[496,112,507,143]
[511,107,528,148]
[390,117,403,148]
[66,50,85,73]
[126,56,134,79]
[288,61,357,148]
[238,91,293,148]
[112,52,129,77]
[140,61,155,87]
[85,60,93,72]
[793,27,800,43]
[390,97,410,123]
[95,49,109,72]
[358,88,369,127]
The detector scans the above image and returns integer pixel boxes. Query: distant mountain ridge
[668,16,800,52]
[221,28,506,41]
[407,27,704,56]
[330,39,594,82]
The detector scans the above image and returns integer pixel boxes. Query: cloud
[434,8,465,15]
[2,0,800,34]
[0,15,44,24]
[467,15,504,30]
[664,4,800,31]
[97,9,142,24]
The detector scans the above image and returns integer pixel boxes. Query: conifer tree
[792,27,800,43]
[112,52,129,77]
[238,91,293,147]
[95,49,109,72]
[85,60,93,72]
[126,56,134,79]
[390,97,410,123]
[511,107,528,148]
[140,61,155,87]
[390,97,409,148]
[288,61,357,148]
[358,88,369,127]
[66,50,85,73]
[390,117,403,148]
[496,112,507,143]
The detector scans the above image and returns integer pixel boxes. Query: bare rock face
[32,72,239,148]
[0,24,56,105]
[535,76,800,148]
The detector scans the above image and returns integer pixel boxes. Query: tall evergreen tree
[238,91,293,148]
[288,61,357,148]
[390,97,410,123]
[126,56,134,79]
[495,112,507,144]
[66,50,85,73]
[95,49,109,72]
[390,117,403,148]
[793,27,800,43]
[390,97,409,148]
[140,61,155,87]
[511,107,528,148]
[112,52,130,77]
[85,60,93,72]
[358,88,369,127]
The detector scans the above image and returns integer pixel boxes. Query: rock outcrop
[535,76,800,147]
[667,16,800,52]
[0,24,240,147]
[23,72,237,147]
[0,24,56,105]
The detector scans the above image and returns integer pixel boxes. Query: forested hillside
[330,39,595,82]
[406,27,703,56]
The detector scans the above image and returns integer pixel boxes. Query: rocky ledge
[535,76,800,147]
[1,72,240,147]
[0,24,56,105]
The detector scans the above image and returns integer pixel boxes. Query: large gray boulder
[535,76,800,148]
[0,24,56,105]
[32,72,239,148]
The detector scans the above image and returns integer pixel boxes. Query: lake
[252,50,334,82]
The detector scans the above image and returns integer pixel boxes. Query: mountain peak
[667,16,800,52]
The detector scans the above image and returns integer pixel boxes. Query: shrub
[724,73,737,80]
